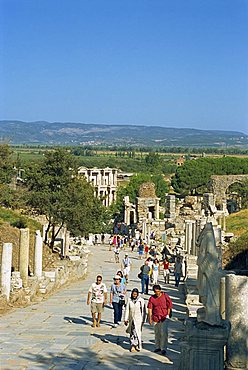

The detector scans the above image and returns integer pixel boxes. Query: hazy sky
[0,0,247,133]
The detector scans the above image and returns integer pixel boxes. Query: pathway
[0,245,187,369]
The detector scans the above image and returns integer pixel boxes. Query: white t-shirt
[88,282,107,303]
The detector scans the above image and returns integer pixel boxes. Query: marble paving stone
[0,245,187,369]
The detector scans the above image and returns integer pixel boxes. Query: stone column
[19,228,30,288]
[155,199,160,220]
[191,221,196,255]
[147,224,151,245]
[34,230,43,278]
[1,243,12,301]
[142,220,147,240]
[185,220,193,254]
[225,274,248,370]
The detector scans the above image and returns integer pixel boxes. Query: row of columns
[1,228,43,301]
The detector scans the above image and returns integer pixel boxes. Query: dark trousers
[175,273,181,287]
[112,302,123,324]
[141,274,149,294]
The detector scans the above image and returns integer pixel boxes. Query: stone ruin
[0,226,90,306]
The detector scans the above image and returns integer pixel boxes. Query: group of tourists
[87,272,172,354]
[87,242,177,355]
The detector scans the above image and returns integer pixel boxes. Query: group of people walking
[87,249,174,355]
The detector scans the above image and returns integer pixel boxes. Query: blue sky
[0,0,247,133]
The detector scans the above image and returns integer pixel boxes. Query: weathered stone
[34,230,43,279]
[19,228,30,288]
[197,222,222,326]
[1,243,12,301]
[225,274,248,370]
[178,318,229,370]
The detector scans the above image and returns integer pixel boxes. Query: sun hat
[114,275,121,280]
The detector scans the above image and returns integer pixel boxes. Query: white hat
[125,253,128,256]
[114,275,121,280]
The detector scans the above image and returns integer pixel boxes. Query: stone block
[178,318,229,370]
[43,271,56,282]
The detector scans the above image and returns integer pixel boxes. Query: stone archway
[210,174,248,213]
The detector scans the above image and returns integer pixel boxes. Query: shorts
[123,266,130,275]
[139,250,144,255]
[163,270,170,276]
[91,302,104,314]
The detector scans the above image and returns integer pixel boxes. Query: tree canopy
[171,157,248,195]
[25,149,109,246]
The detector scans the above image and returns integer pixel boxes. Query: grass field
[226,209,248,236]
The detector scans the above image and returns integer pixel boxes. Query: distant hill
[0,120,247,147]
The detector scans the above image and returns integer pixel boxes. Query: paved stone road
[0,245,187,369]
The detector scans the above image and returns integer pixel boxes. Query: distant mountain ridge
[0,120,247,147]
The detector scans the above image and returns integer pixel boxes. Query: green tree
[0,144,13,184]
[171,157,248,195]
[25,149,109,247]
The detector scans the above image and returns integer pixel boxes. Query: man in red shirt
[147,284,172,355]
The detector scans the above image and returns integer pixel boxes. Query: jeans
[141,274,149,294]
[112,302,123,324]
[175,273,181,287]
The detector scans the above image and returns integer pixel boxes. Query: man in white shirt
[122,253,132,283]
[87,275,107,327]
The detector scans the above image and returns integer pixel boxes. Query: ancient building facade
[78,167,118,206]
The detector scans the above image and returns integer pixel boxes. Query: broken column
[225,274,248,370]
[165,194,176,218]
[19,228,30,288]
[1,243,12,301]
[34,230,43,278]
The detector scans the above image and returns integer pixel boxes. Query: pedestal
[179,318,230,370]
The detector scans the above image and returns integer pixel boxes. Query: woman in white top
[124,288,146,352]
[152,258,160,284]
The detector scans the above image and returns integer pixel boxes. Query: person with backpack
[147,284,172,355]
[139,260,151,294]
[124,288,146,352]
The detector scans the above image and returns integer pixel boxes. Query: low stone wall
[0,254,88,312]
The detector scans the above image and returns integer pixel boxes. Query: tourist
[152,258,160,285]
[122,253,131,283]
[144,243,149,259]
[108,236,113,251]
[130,238,135,252]
[174,257,183,287]
[162,257,170,284]
[94,234,98,245]
[114,243,120,263]
[138,242,144,259]
[140,260,151,294]
[147,284,172,355]
[124,288,146,352]
[87,275,108,328]
[113,234,117,248]
[110,275,126,327]
[116,270,126,285]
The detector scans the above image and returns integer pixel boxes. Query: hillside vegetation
[224,209,248,271]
